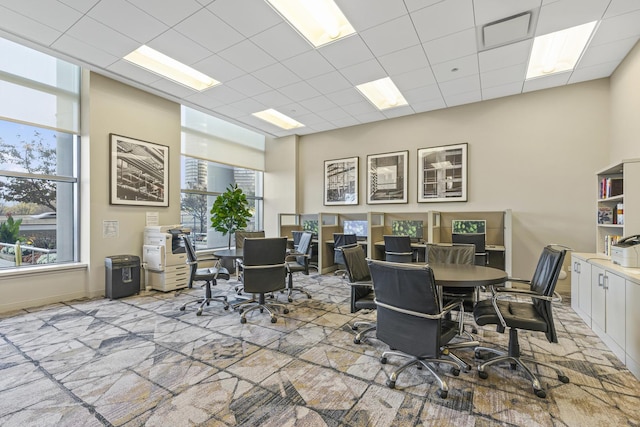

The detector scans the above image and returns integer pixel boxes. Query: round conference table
[428,263,508,288]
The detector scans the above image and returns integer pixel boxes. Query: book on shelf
[598,206,613,224]
[604,234,621,256]
[599,177,623,199]
[616,203,624,225]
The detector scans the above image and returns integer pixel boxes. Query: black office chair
[473,244,569,398]
[383,235,413,263]
[341,244,375,344]
[452,233,487,265]
[179,236,230,315]
[291,230,304,250]
[234,230,265,294]
[235,237,289,324]
[368,259,464,399]
[333,233,358,277]
[284,231,313,302]
[426,243,477,313]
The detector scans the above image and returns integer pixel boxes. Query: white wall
[610,40,640,162]
[295,80,610,279]
[264,135,298,236]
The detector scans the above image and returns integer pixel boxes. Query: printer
[611,235,640,268]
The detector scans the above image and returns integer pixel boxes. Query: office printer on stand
[611,235,640,268]
[143,225,191,291]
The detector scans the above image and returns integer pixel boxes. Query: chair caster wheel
[354,338,361,344]
[283,308,289,314]
[451,368,460,376]
[510,363,517,370]
[437,389,448,399]
[307,295,311,299]
[478,370,488,379]
[534,389,547,398]
[238,309,244,314]
[224,305,229,310]
[179,307,186,311]
[240,317,247,324]
[259,308,264,313]
[558,375,570,384]
[417,365,423,370]
[288,297,293,302]
[270,317,277,323]
[352,325,359,331]
[386,380,395,389]
[380,357,387,364]
[196,309,202,316]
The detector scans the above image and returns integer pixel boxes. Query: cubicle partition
[370,212,430,261]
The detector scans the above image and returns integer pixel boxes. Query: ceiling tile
[218,40,277,74]
[147,29,212,65]
[319,35,374,69]
[580,36,639,68]
[404,0,443,13]
[342,101,378,116]
[360,15,420,57]
[423,28,478,65]
[306,71,353,94]
[316,107,350,121]
[326,88,368,106]
[403,84,443,104]
[392,67,437,92]
[339,59,387,85]
[298,96,338,113]
[480,63,527,88]
[252,90,294,108]
[199,84,245,104]
[225,74,272,97]
[251,23,312,62]
[107,59,163,84]
[126,0,203,26]
[89,0,167,43]
[412,0,475,42]
[473,0,542,26]
[59,0,100,14]
[432,54,479,83]
[478,39,532,73]
[444,89,482,106]
[481,81,524,100]
[569,61,619,83]
[536,0,608,36]
[411,96,447,113]
[192,54,245,82]
[252,63,301,89]
[383,105,415,119]
[279,81,321,102]
[293,113,326,126]
[1,0,81,32]
[0,6,62,46]
[228,98,267,115]
[282,50,336,80]
[52,35,119,68]
[378,45,430,76]
[604,0,640,18]
[438,74,480,96]
[279,103,311,119]
[331,116,361,128]
[335,0,408,31]
[175,9,245,54]
[353,110,386,124]
[215,104,246,119]
[184,91,224,109]
[207,0,281,38]
[148,78,197,98]
[590,9,640,46]
[523,72,571,92]
[66,16,139,57]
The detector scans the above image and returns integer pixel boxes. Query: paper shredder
[105,255,141,299]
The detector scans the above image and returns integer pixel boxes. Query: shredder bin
[105,255,141,299]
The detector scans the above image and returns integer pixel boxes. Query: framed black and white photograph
[324,157,359,206]
[110,134,169,207]
[367,150,408,204]
[418,143,468,203]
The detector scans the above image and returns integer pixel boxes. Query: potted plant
[210,184,252,249]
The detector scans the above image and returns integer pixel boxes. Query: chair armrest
[494,288,556,302]
[349,281,373,288]
[375,298,463,321]
[385,251,413,256]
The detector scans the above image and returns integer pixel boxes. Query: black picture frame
[417,143,468,203]
[324,156,359,206]
[367,150,408,204]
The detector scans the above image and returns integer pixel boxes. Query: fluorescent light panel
[253,109,305,130]
[266,0,355,47]
[124,45,219,91]
[356,77,408,110]
[526,21,597,79]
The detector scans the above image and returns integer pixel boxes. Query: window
[181,157,263,249]
[0,37,80,269]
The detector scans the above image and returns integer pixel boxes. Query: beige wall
[264,135,298,236]
[295,80,610,279]
[610,40,640,162]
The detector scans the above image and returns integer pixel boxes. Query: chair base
[380,350,461,398]
[179,281,229,316]
[236,293,289,324]
[352,321,376,344]
[475,328,569,398]
[286,272,312,302]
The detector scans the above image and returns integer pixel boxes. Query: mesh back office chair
[383,235,413,263]
[333,233,358,277]
[473,245,569,398]
[368,259,465,399]
[235,237,289,324]
[452,233,487,266]
[234,230,265,293]
[426,243,477,315]
[284,231,313,302]
[179,236,230,315]
[341,245,376,344]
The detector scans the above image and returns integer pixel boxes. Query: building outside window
[0,37,80,269]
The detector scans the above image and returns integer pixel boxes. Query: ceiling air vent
[479,11,535,51]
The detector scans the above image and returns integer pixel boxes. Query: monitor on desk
[451,219,486,234]
[391,220,423,243]
[343,220,368,241]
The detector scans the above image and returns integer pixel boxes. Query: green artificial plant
[0,215,23,244]
[210,184,252,249]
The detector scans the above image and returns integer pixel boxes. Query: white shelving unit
[596,159,640,256]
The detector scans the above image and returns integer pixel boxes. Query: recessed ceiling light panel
[124,45,219,91]
[253,109,305,130]
[356,77,408,111]
[266,0,356,47]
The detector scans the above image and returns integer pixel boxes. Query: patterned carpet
[0,272,638,426]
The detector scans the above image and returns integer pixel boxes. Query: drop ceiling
[0,0,638,138]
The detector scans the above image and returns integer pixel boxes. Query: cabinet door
[591,265,606,333]
[626,280,640,377]
[578,259,592,318]
[605,271,626,350]
[571,257,580,312]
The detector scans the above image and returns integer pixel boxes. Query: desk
[213,248,243,259]
[429,263,507,289]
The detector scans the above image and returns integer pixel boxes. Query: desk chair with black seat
[333,233,358,277]
[426,243,477,317]
[452,233,488,266]
[383,235,413,263]
[473,244,569,398]
[235,237,289,324]
[179,236,230,315]
[234,230,265,293]
[341,244,375,344]
[368,259,465,399]
[284,231,313,302]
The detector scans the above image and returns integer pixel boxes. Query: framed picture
[417,143,468,203]
[367,150,408,204]
[110,134,169,207]
[324,156,359,205]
